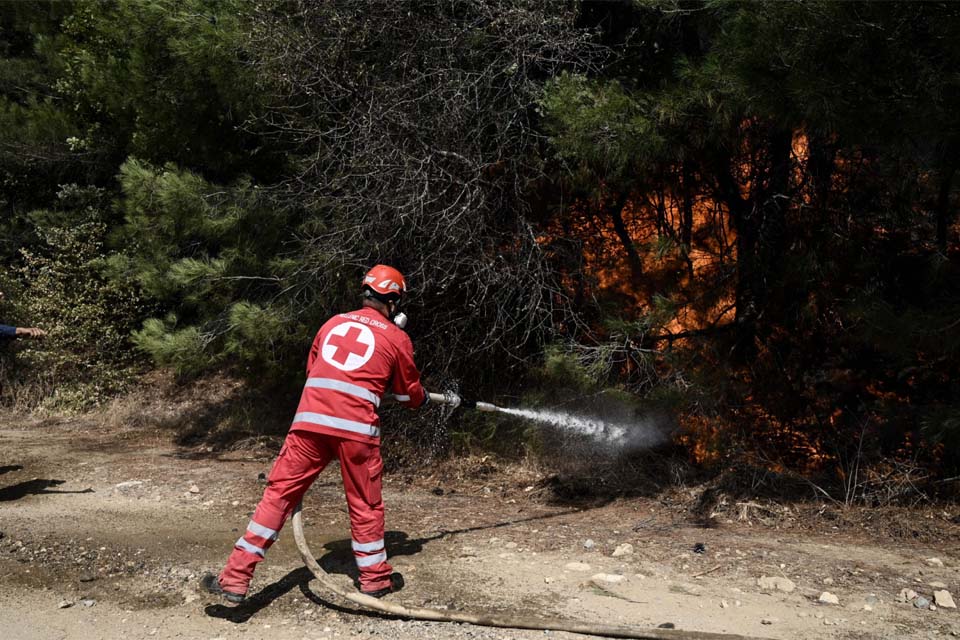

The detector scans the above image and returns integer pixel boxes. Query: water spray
[425,391,666,450]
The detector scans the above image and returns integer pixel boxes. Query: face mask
[393,312,408,329]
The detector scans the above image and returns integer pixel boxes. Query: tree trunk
[712,151,756,359]
[805,130,836,213]
[760,128,793,271]
[936,164,956,254]
[607,192,645,282]
[713,126,793,361]
[681,160,695,277]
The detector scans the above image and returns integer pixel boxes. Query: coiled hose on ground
[291,504,768,640]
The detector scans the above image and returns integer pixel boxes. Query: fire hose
[289,393,770,640]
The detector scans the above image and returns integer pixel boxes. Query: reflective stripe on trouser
[338,436,392,591]
[218,429,393,595]
[231,519,280,558]
[352,538,387,572]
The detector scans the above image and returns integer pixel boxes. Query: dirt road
[1,414,958,639]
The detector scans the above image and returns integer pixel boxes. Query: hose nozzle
[460,399,498,412]
[427,391,461,408]
[428,393,497,412]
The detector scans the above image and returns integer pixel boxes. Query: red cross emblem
[327,326,366,365]
[321,322,375,371]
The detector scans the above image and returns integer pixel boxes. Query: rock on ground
[757,576,796,593]
[818,592,840,605]
[934,590,957,609]
[899,588,918,602]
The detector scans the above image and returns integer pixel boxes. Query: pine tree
[109,159,307,383]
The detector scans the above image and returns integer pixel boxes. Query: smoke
[497,402,670,453]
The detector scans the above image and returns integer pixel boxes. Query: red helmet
[362,264,407,302]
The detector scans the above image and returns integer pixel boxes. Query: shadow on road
[0,479,94,502]
[298,580,403,620]
[205,508,591,622]
[204,566,313,623]
[314,506,586,583]
[224,502,578,590]
[204,565,401,624]
[0,465,23,476]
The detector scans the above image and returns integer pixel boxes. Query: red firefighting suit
[218,306,426,595]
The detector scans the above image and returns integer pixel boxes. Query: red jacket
[289,307,426,444]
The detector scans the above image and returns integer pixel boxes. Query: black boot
[361,572,404,598]
[200,572,246,604]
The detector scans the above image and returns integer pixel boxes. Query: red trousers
[219,429,393,594]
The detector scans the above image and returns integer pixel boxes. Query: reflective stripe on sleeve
[351,538,384,553]
[393,394,411,402]
[355,551,387,568]
[236,538,265,557]
[306,378,380,407]
[247,521,279,541]
[293,412,381,438]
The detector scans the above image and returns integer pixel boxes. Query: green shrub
[110,159,311,387]
[3,185,146,410]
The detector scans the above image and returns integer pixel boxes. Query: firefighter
[202,265,431,602]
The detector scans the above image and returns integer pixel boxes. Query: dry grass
[93,371,289,453]
[0,362,57,413]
